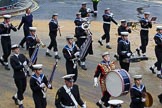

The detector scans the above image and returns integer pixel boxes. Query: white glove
[93,77,98,87]
[74,52,80,57]
[48,84,52,88]
[141,98,146,102]
[40,83,46,88]
[23,61,27,66]
[127,53,131,57]
[82,104,86,108]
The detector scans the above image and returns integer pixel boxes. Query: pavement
[0,0,162,108]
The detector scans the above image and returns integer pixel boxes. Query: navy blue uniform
[154,33,162,71]
[79,8,88,18]
[117,25,131,43]
[26,35,39,63]
[117,39,132,72]
[0,22,17,64]
[74,17,82,38]
[130,84,146,108]
[55,84,84,108]
[139,18,152,53]
[30,74,52,108]
[47,19,59,52]
[62,43,79,82]
[101,13,118,43]
[18,14,33,47]
[10,54,29,102]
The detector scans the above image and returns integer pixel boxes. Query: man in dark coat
[18,8,33,49]
[62,36,80,82]
[0,14,17,70]
[55,74,86,108]
[10,44,29,108]
[30,64,52,108]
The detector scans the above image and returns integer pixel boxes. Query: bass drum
[106,69,131,97]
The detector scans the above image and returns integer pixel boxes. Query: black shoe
[0,58,5,66]
[81,65,87,70]
[96,102,103,108]
[46,52,52,57]
[27,71,31,77]
[106,45,112,49]
[55,55,61,60]
[78,60,81,66]
[98,40,103,46]
[12,96,18,105]
[149,67,156,74]
[157,74,162,79]
[19,104,24,108]
[136,48,141,56]
[114,54,119,60]
[5,65,10,70]
[158,94,162,104]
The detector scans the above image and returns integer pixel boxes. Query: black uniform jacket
[30,74,49,98]
[49,19,58,36]
[0,22,17,34]
[55,84,84,108]
[154,33,162,48]
[130,84,146,108]
[26,35,38,48]
[10,54,29,79]
[18,14,33,30]
[103,13,117,25]
[140,18,152,29]
[117,39,132,59]
[118,25,131,36]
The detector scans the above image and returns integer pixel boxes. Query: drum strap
[63,85,78,107]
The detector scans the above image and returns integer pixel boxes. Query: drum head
[106,71,123,97]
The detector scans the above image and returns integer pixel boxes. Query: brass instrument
[36,35,46,48]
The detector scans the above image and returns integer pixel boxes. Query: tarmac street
[0,0,162,108]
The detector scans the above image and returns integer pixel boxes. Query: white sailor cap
[76,12,81,15]
[53,13,58,16]
[121,32,129,36]
[32,64,43,70]
[66,36,74,40]
[3,14,11,19]
[120,19,126,23]
[105,8,110,11]
[156,26,162,30]
[133,75,142,80]
[108,99,124,107]
[11,44,19,50]
[102,51,110,57]
[29,27,37,31]
[144,12,150,15]
[62,74,75,82]
[82,2,87,5]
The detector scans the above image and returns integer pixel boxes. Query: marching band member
[136,12,152,56]
[92,0,100,17]
[0,14,17,70]
[62,36,80,82]
[10,44,29,108]
[18,8,33,49]
[151,26,162,79]
[75,19,93,70]
[117,32,132,72]
[118,19,131,42]
[30,64,52,108]
[46,13,61,59]
[26,27,40,64]
[74,12,82,38]
[130,75,146,108]
[55,74,86,108]
[98,8,118,49]
[94,51,115,108]
[79,2,89,18]
[108,99,124,108]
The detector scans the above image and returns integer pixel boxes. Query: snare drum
[106,69,131,97]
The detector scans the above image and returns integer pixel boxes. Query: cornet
[36,35,46,48]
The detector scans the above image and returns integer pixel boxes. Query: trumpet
[36,35,46,48]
